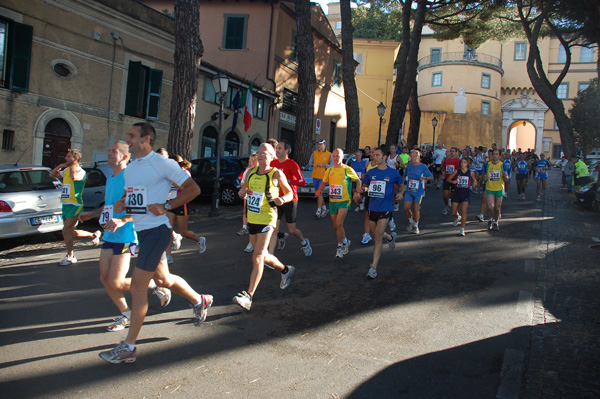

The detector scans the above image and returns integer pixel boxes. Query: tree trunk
[517,0,576,158]
[407,79,420,148]
[385,0,427,148]
[340,0,360,155]
[294,0,317,165]
[168,0,203,160]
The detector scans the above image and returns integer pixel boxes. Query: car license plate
[29,215,61,226]
[299,187,313,193]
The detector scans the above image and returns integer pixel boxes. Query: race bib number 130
[125,186,148,214]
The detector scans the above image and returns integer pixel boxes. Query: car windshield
[0,170,59,193]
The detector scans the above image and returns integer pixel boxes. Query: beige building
[0,0,347,169]
[326,3,597,159]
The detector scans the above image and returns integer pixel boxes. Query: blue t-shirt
[516,160,528,175]
[536,159,551,176]
[503,159,512,175]
[351,159,367,178]
[361,166,403,212]
[404,163,433,196]
[103,170,137,244]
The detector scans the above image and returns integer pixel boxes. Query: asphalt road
[1,170,599,399]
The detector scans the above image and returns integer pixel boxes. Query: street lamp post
[209,70,229,217]
[432,116,438,149]
[377,102,386,147]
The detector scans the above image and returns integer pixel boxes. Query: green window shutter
[125,61,144,117]
[145,68,162,120]
[9,22,33,92]
[225,17,245,49]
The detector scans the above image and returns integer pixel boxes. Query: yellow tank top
[246,167,279,226]
[312,150,332,179]
[486,161,505,191]
[60,167,86,206]
[366,161,378,172]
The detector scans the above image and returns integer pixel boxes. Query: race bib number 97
[125,186,148,214]
[368,180,386,198]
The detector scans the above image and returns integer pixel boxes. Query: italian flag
[242,84,253,132]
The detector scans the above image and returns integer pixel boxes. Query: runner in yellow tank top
[483,149,509,231]
[233,143,295,311]
[316,148,360,259]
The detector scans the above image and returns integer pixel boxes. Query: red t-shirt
[270,158,305,201]
[442,157,461,179]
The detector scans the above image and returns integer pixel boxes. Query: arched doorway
[224,131,240,156]
[42,118,72,168]
[200,126,218,157]
[507,120,536,152]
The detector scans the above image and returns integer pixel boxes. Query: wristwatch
[164,201,172,211]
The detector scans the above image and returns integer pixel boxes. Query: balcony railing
[418,52,503,71]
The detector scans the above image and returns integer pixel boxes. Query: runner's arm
[446,170,458,184]
[273,170,293,205]
[149,177,200,216]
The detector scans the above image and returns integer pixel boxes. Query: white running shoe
[536,196,541,202]
[412,225,420,235]
[107,315,130,332]
[236,227,249,236]
[354,206,360,212]
[233,291,252,310]
[388,232,397,250]
[342,239,351,255]
[389,218,396,232]
[393,203,400,212]
[172,233,182,251]
[244,242,254,253]
[460,228,465,236]
[335,246,344,258]
[320,208,329,218]
[59,254,77,266]
[442,207,449,215]
[301,238,312,257]
[361,233,372,245]
[366,266,377,279]
[314,208,322,219]
[359,202,365,211]
[453,216,461,226]
[280,266,295,289]
[406,222,414,232]
[152,287,172,307]
[198,237,206,253]
[277,232,289,250]
[92,230,102,246]
[477,214,485,222]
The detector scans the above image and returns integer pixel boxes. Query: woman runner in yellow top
[233,143,295,311]
[316,148,361,258]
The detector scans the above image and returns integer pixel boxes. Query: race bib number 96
[368,180,386,198]
[125,186,148,214]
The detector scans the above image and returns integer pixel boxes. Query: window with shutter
[0,17,33,92]
[124,60,162,120]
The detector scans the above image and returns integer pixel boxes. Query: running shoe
[361,233,372,245]
[280,266,295,289]
[320,208,329,218]
[153,286,172,307]
[389,218,396,232]
[314,208,322,219]
[354,206,360,212]
[99,341,136,364]
[342,239,351,255]
[494,222,500,231]
[442,207,449,215]
[301,239,312,257]
[197,236,207,253]
[393,203,399,212]
[453,216,461,226]
[172,233,182,251]
[59,254,77,266]
[166,255,174,264]
[406,222,414,232]
[536,196,541,202]
[233,291,252,310]
[477,214,485,222]
[412,225,420,235]
[522,195,526,200]
[359,202,365,211]
[388,232,397,250]
[244,242,254,253]
[487,220,493,230]
[92,230,102,246]
[193,294,213,326]
[366,266,377,279]
[335,246,344,258]
[237,227,249,236]
[460,228,465,236]
[277,232,289,250]
[107,315,129,332]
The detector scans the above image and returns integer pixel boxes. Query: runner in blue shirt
[535,153,552,201]
[403,150,434,234]
[502,152,513,198]
[351,150,368,212]
[359,148,405,279]
[514,152,529,200]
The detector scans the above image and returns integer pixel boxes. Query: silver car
[298,166,329,198]
[0,165,63,239]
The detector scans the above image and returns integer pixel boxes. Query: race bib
[457,175,470,188]
[489,170,501,181]
[99,205,114,225]
[125,186,148,214]
[61,184,71,199]
[356,171,362,179]
[247,191,264,214]
[538,166,545,173]
[445,165,455,174]
[330,184,343,200]
[408,179,420,192]
[368,180,386,198]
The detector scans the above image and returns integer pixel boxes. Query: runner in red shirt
[269,140,312,256]
[441,147,461,215]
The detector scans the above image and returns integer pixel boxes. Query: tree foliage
[570,79,600,156]
[352,1,403,41]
